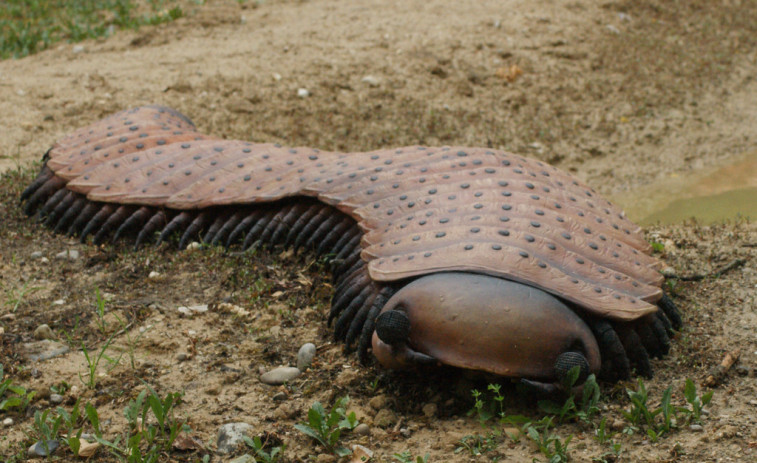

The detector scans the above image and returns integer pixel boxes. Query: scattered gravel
[49,393,64,404]
[54,249,79,261]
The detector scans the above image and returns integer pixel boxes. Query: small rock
[52,299,65,305]
[361,75,380,87]
[297,88,310,98]
[33,324,55,340]
[22,340,70,361]
[3,417,13,426]
[1,313,15,321]
[400,427,411,437]
[272,73,282,81]
[216,422,253,455]
[422,403,438,418]
[72,45,85,53]
[353,423,370,436]
[177,304,209,316]
[28,440,59,457]
[689,424,704,432]
[605,24,620,35]
[316,454,336,463]
[374,408,398,428]
[185,242,202,250]
[229,455,255,463]
[749,400,757,406]
[55,249,79,261]
[40,257,49,264]
[259,367,301,385]
[369,395,388,411]
[297,343,317,370]
[148,271,161,279]
[176,353,189,362]
[273,391,288,401]
[30,251,44,259]
[610,419,625,431]
[49,394,64,404]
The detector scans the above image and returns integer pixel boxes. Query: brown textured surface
[46,106,663,320]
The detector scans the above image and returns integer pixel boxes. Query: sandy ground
[0,0,756,461]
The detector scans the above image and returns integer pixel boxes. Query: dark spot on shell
[464,245,474,250]
[519,251,529,258]
[492,244,502,250]
[498,230,510,236]
[435,232,446,238]
[525,235,535,243]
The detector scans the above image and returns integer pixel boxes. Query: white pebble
[72,45,85,53]
[185,242,202,250]
[55,250,79,261]
[177,305,208,316]
[272,73,282,81]
[361,75,380,87]
[148,271,161,279]
[30,251,44,259]
[53,299,65,305]
[297,88,310,98]
[2,417,13,426]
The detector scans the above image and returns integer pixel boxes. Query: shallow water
[612,150,757,225]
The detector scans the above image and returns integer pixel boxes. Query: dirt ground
[1,0,756,461]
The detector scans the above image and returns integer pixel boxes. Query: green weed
[1,280,41,313]
[393,451,430,463]
[294,395,359,456]
[0,364,36,412]
[0,0,184,60]
[242,434,285,463]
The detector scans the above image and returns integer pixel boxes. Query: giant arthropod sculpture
[21,105,681,390]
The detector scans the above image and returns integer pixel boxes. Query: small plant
[79,334,120,389]
[242,435,285,463]
[538,368,601,424]
[454,433,498,457]
[683,378,713,423]
[393,451,429,463]
[0,364,36,412]
[294,395,359,456]
[1,280,41,313]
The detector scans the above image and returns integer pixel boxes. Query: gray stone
[229,455,255,463]
[296,343,317,371]
[361,75,380,87]
[33,324,55,340]
[22,340,70,361]
[689,424,704,432]
[30,251,44,259]
[259,367,301,385]
[273,391,288,401]
[3,417,13,426]
[216,422,253,455]
[49,394,64,404]
[28,440,59,457]
[55,249,79,261]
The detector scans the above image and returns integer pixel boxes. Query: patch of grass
[294,395,359,457]
[0,280,41,313]
[0,0,184,60]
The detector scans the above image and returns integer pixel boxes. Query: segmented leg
[658,294,682,330]
[20,164,54,202]
[68,202,101,237]
[113,206,152,242]
[80,204,117,242]
[614,324,653,378]
[317,217,356,255]
[586,318,631,381]
[157,212,195,245]
[259,204,296,245]
[135,211,167,248]
[93,205,136,244]
[357,287,395,363]
[294,207,332,251]
[39,188,69,220]
[303,213,344,250]
[179,211,210,249]
[24,176,66,216]
[54,197,86,233]
[44,191,76,227]
[284,203,326,246]
[243,209,277,250]
[270,202,315,245]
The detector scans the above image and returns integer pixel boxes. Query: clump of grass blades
[0,0,183,60]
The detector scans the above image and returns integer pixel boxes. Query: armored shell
[23,105,679,382]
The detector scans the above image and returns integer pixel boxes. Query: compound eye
[375,309,411,347]
[554,351,590,384]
